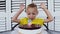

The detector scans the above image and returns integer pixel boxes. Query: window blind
[11,0,25,27]
[54,0,60,31]
[0,0,6,32]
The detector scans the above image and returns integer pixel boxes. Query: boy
[12,3,53,34]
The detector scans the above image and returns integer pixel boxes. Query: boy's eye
[27,13,36,15]
[32,13,35,15]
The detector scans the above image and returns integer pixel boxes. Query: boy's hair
[26,3,38,12]
[27,3,37,8]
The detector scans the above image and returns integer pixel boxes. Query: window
[0,0,6,32]
[11,0,25,28]
[0,0,11,32]
[54,0,60,31]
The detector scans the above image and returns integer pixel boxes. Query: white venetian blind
[11,0,25,27]
[0,0,11,32]
[54,0,60,31]
[0,0,6,32]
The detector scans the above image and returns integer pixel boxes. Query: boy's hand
[19,4,25,11]
[40,3,46,9]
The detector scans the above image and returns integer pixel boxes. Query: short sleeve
[31,18,44,26]
[38,18,44,26]
[19,17,28,25]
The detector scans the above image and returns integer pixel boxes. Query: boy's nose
[30,15,33,17]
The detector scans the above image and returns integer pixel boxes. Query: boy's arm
[41,3,53,23]
[11,4,25,23]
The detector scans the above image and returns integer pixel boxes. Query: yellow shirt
[20,17,44,26]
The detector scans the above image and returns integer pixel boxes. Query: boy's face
[26,7,38,20]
